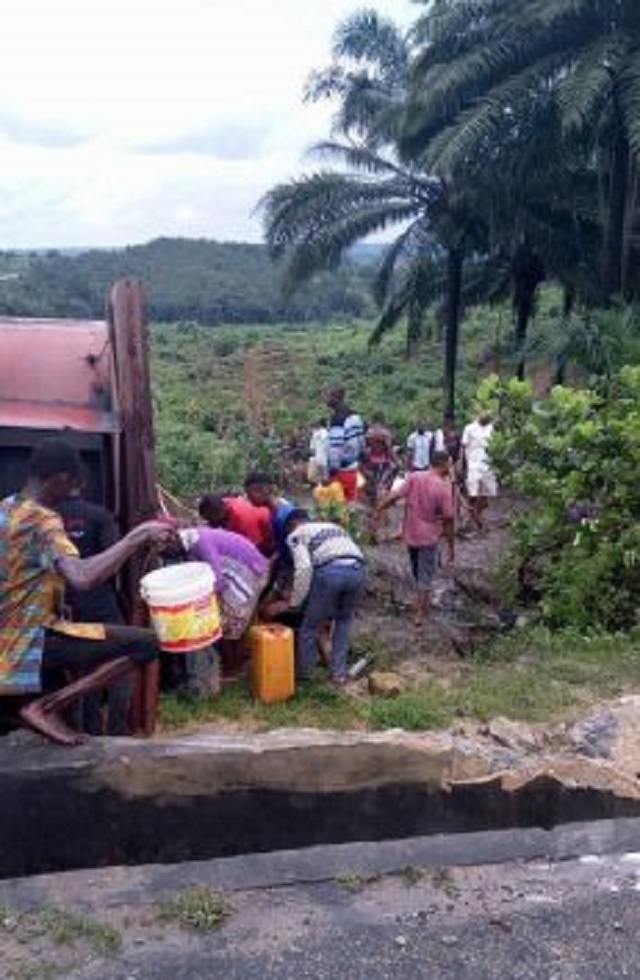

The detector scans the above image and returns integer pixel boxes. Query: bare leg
[20,657,135,747]
[469,496,484,530]
[317,622,332,668]
[474,496,489,531]
[413,589,431,627]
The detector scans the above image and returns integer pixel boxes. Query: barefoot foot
[20,703,88,746]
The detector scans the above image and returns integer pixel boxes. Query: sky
[0,0,416,248]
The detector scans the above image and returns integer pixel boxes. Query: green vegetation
[151,293,541,500]
[0,238,374,324]
[486,367,640,630]
[262,1,640,419]
[156,887,233,932]
[0,905,121,957]
[160,628,640,734]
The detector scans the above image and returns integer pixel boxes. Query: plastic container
[249,624,295,704]
[140,562,221,653]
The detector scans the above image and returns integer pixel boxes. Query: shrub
[486,367,640,631]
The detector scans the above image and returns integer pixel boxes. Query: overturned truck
[0,279,160,729]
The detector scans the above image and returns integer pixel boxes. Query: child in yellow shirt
[313,470,347,521]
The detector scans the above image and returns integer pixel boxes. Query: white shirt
[407,430,433,470]
[309,427,329,467]
[462,420,494,471]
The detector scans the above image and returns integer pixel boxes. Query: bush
[486,367,640,631]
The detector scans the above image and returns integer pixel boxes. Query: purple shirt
[189,527,268,594]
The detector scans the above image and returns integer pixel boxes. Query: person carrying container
[180,525,269,678]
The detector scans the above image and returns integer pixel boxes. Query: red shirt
[223,497,272,552]
[397,471,454,547]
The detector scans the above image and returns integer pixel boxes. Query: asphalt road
[4,824,640,979]
[72,851,640,980]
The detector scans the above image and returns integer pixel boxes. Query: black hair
[198,494,227,519]
[27,438,83,482]
[431,450,451,468]
[283,508,309,536]
[244,471,274,489]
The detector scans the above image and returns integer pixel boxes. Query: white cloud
[0,0,416,246]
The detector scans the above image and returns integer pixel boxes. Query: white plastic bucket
[140,562,221,653]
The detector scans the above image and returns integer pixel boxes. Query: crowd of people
[0,387,498,747]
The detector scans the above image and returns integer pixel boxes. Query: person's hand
[128,521,179,550]
[263,598,290,619]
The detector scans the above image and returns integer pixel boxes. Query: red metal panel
[0,400,120,433]
[0,318,113,410]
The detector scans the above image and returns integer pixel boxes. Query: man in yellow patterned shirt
[0,439,174,745]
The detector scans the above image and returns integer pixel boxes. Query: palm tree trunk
[512,244,545,381]
[554,285,575,386]
[602,101,631,302]
[514,298,531,382]
[443,245,463,420]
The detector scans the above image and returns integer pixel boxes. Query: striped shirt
[286,522,365,608]
[328,411,365,472]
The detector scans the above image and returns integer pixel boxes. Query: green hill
[0,238,375,324]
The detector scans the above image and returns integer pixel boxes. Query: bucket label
[148,593,222,653]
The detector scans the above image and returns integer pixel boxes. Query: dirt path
[355,494,518,678]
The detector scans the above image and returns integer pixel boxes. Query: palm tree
[261,10,488,418]
[403,0,640,304]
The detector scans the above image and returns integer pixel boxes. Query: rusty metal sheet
[0,317,113,411]
[0,399,121,433]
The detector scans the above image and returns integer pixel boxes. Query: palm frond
[373,217,440,306]
[620,46,640,156]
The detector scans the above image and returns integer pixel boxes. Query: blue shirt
[272,498,296,556]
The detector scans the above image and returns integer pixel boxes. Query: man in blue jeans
[268,509,366,686]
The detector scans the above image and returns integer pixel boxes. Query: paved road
[4,826,640,979]
[77,852,640,979]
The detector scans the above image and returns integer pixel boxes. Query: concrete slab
[2,729,640,880]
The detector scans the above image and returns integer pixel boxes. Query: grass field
[151,295,640,734]
[150,297,530,500]
[159,628,640,734]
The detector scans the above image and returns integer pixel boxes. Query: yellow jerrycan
[249,624,295,704]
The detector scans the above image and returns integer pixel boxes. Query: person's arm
[460,426,470,473]
[56,521,176,591]
[377,477,408,513]
[442,516,455,562]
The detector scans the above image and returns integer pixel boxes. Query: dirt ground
[354,492,517,679]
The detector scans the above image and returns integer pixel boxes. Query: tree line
[260,0,640,417]
[0,238,375,324]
